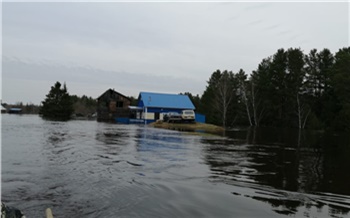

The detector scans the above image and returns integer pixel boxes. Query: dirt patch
[149,121,224,134]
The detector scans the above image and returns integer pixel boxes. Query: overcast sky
[2,1,349,105]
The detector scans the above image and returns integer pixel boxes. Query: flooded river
[2,115,350,217]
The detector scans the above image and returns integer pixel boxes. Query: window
[116,101,124,108]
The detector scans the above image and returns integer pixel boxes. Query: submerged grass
[149,121,224,134]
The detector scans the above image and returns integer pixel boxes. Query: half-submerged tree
[201,70,236,128]
[40,81,74,121]
[236,69,253,126]
[329,47,350,130]
[197,47,349,131]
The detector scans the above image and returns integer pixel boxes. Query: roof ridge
[138,92,195,110]
[140,91,181,96]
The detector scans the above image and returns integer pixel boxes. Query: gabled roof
[138,92,195,110]
[97,88,130,101]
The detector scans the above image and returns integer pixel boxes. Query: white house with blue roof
[137,92,197,122]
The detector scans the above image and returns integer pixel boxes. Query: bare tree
[236,69,253,126]
[214,71,235,128]
[249,78,266,127]
[251,82,258,126]
[296,93,311,129]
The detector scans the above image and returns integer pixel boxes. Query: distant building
[1,104,7,113]
[137,92,196,122]
[8,108,22,114]
[97,89,131,122]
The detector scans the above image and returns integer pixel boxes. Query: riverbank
[149,121,224,134]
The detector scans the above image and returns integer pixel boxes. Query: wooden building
[97,89,131,122]
[1,104,7,113]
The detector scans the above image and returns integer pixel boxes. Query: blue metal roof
[9,108,22,111]
[138,92,195,110]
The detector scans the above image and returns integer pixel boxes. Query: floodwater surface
[2,115,350,217]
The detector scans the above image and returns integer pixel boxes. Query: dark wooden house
[1,104,7,113]
[97,89,131,122]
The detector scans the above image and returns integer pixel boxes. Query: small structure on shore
[97,89,131,122]
[97,90,206,124]
[150,120,223,134]
[8,108,22,114]
[1,105,7,113]
[137,92,198,123]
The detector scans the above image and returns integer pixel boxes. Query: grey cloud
[247,19,263,26]
[244,3,272,11]
[277,30,292,36]
[2,56,205,104]
[2,2,348,104]
[3,3,174,50]
[262,24,281,31]
[227,15,240,21]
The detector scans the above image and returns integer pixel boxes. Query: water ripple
[2,115,350,218]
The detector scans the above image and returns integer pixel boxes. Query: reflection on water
[203,127,350,217]
[2,115,350,217]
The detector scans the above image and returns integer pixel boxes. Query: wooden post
[145,107,147,124]
[46,208,54,218]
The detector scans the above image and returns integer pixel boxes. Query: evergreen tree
[180,92,201,112]
[198,47,348,131]
[40,81,74,121]
[270,48,289,127]
[250,57,273,126]
[236,69,253,126]
[286,48,307,128]
[70,94,97,116]
[201,70,223,126]
[305,48,335,128]
[201,70,237,128]
[330,47,350,130]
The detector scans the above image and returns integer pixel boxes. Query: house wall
[195,113,206,123]
[145,107,183,114]
[97,89,131,122]
[141,107,206,123]
[138,94,198,123]
[143,112,155,120]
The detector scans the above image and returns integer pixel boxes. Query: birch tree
[236,69,253,126]
[214,70,235,128]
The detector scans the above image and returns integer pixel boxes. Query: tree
[285,48,308,128]
[250,48,308,128]
[200,70,238,128]
[71,94,97,116]
[215,70,235,128]
[201,70,224,126]
[198,47,348,131]
[180,92,201,112]
[304,48,335,128]
[270,48,289,127]
[40,81,74,121]
[250,57,272,126]
[236,69,253,126]
[330,47,350,130]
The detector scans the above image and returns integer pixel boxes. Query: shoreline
[149,121,224,134]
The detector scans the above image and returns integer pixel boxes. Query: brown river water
[2,114,350,217]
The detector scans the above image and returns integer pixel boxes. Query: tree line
[29,46,350,131]
[1,102,41,114]
[39,81,97,120]
[187,47,350,131]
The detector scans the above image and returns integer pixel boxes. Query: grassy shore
[149,121,224,134]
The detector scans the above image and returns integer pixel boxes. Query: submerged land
[149,121,224,134]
